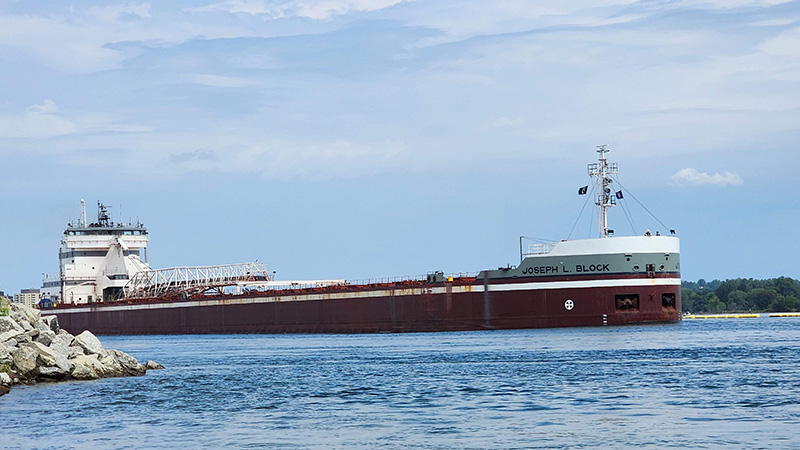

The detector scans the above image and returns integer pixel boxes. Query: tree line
[682,277,800,313]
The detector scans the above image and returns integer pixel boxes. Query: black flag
[615,190,623,199]
[578,185,588,195]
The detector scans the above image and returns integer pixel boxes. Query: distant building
[14,289,40,309]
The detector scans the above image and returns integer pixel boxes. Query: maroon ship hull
[47,273,681,335]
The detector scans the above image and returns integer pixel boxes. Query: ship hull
[45,274,681,335]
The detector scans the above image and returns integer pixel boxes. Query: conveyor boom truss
[123,262,272,299]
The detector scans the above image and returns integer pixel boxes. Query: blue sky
[1,0,799,294]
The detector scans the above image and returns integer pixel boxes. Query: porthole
[633,265,640,271]
[660,265,665,271]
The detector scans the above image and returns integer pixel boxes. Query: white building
[14,289,40,309]
[41,201,151,305]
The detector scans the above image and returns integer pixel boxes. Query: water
[3,318,800,449]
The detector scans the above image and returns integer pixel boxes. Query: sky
[1,0,799,294]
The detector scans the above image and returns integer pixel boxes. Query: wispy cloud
[0,100,150,139]
[671,168,744,187]
[0,100,74,138]
[489,116,525,128]
[26,99,60,114]
[188,0,409,19]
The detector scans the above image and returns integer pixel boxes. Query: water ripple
[3,320,800,448]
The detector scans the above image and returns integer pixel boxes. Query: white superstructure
[41,201,150,305]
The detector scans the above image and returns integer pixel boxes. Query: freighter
[41,146,681,334]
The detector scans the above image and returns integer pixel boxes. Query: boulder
[0,344,11,365]
[0,385,8,396]
[13,333,32,345]
[0,316,23,334]
[38,365,71,380]
[68,346,84,359]
[35,320,51,334]
[11,345,37,376]
[100,349,146,377]
[51,331,74,352]
[11,313,33,332]
[69,354,105,380]
[71,330,104,355]
[30,342,72,378]
[0,372,11,385]
[11,303,41,325]
[35,329,56,347]
[98,350,123,376]
[41,315,60,333]
[145,360,165,370]
[0,329,22,345]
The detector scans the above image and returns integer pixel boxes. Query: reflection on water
[3,319,800,449]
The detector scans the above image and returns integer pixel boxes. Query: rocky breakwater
[0,300,163,396]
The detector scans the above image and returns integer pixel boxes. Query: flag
[615,190,623,199]
[578,185,588,195]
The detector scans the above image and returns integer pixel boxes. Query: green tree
[769,295,800,312]
[682,288,698,313]
[706,293,726,313]
[726,290,747,312]
[746,288,777,311]
[773,277,800,298]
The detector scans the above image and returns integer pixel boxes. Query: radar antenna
[587,145,618,238]
[97,201,112,227]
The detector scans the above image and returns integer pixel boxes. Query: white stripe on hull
[45,276,681,314]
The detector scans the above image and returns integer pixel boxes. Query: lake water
[3,318,800,449]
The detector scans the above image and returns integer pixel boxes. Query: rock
[31,341,65,364]
[11,345,37,376]
[70,364,98,380]
[69,354,105,380]
[68,346,84,359]
[145,360,165,370]
[13,333,32,345]
[57,329,74,340]
[100,349,146,377]
[11,303,41,325]
[0,344,11,365]
[71,330,104,355]
[29,342,72,379]
[25,328,39,339]
[12,314,33,332]
[51,331,74,352]
[0,372,11,385]
[0,385,8,396]
[0,316,23,334]
[38,365,71,380]
[35,329,56,347]
[35,320,50,333]
[41,315,60,333]
[0,329,22,345]
[98,350,123,376]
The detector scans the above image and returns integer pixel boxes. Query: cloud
[671,168,744,186]
[187,74,250,88]
[170,149,218,163]
[0,100,74,138]
[225,139,409,179]
[189,0,408,19]
[85,4,153,22]
[489,116,525,128]
[0,100,151,139]
[26,99,59,114]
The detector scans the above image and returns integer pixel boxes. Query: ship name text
[522,263,611,275]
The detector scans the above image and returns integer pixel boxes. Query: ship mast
[587,144,618,238]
